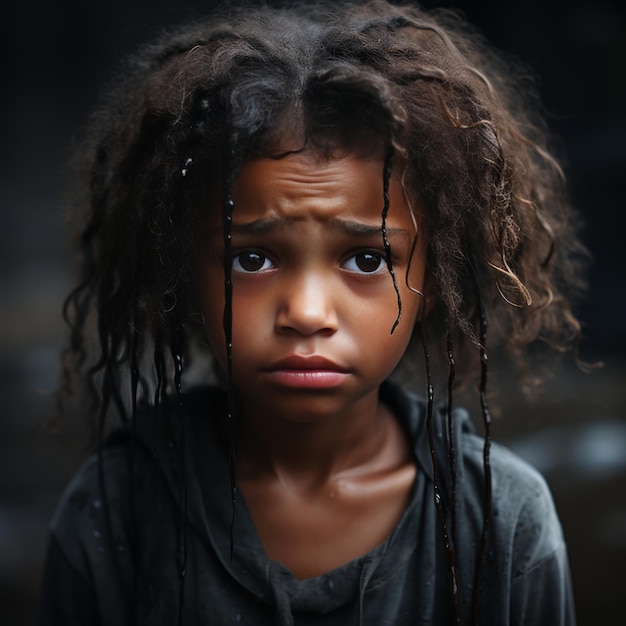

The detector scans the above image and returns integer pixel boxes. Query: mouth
[267,355,347,371]
[264,355,349,389]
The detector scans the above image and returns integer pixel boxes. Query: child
[40,1,586,624]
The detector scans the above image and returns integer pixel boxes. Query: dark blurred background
[1,0,624,624]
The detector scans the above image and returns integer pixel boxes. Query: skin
[199,148,429,579]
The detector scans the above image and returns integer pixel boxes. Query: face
[198,150,428,423]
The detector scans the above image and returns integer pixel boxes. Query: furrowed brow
[229,217,284,235]
[329,218,409,239]
[227,216,410,239]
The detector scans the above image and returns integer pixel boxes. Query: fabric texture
[39,382,576,625]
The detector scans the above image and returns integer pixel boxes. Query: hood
[135,381,446,625]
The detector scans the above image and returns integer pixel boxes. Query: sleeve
[508,470,577,626]
[38,535,99,626]
[38,447,133,626]
[456,429,578,626]
[510,544,576,626]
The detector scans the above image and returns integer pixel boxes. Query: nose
[275,273,339,336]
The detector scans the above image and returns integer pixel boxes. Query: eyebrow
[228,216,410,238]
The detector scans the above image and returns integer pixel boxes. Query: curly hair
[60,0,588,419]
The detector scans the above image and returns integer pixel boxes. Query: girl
[40,1,586,624]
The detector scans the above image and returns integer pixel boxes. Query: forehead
[226,150,415,229]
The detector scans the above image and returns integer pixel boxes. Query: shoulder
[41,438,138,626]
[384,382,567,572]
[50,441,130,527]
[462,419,556,508]
[49,384,226,560]
[48,441,132,569]
[457,413,567,574]
[377,382,575,622]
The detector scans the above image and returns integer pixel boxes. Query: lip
[266,355,347,372]
[263,355,349,389]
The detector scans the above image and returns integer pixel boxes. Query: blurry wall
[1,1,624,624]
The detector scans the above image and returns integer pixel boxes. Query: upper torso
[40,382,576,626]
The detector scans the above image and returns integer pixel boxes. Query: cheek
[356,288,419,365]
[202,283,270,362]
[390,289,422,353]
[231,296,267,343]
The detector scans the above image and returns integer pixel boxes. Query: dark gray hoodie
[39,382,575,625]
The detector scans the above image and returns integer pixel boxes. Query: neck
[235,389,395,489]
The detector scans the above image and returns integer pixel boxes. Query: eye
[232,251,274,273]
[343,251,387,274]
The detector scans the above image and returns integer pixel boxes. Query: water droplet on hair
[92,499,102,509]
[235,613,242,622]
[92,529,101,539]
[181,157,193,177]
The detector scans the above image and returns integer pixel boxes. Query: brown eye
[344,251,386,274]
[233,252,273,273]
